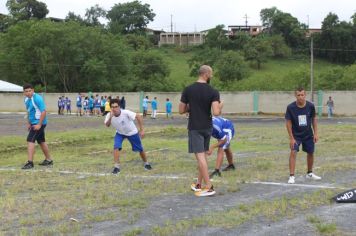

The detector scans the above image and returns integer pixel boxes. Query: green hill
[154,47,341,91]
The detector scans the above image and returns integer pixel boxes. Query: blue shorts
[114,132,144,152]
[293,138,314,154]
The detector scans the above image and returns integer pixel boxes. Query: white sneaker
[288,176,295,184]
[306,173,321,180]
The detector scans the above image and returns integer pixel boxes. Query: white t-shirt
[104,109,138,136]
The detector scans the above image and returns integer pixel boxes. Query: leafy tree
[315,12,356,64]
[107,0,155,34]
[259,7,307,49]
[130,50,172,91]
[316,66,344,90]
[337,64,356,89]
[215,51,249,82]
[84,4,106,27]
[268,34,291,58]
[352,13,356,26]
[282,66,310,90]
[260,7,281,34]
[0,20,130,92]
[188,48,221,76]
[243,36,273,69]
[124,34,152,50]
[204,25,229,49]
[65,12,85,25]
[6,0,48,21]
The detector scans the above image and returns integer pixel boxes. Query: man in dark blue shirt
[285,87,321,184]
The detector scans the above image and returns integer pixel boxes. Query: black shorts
[188,129,212,153]
[27,125,46,144]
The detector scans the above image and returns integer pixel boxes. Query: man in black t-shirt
[179,65,221,197]
[285,87,321,184]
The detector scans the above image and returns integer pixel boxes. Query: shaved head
[198,65,212,76]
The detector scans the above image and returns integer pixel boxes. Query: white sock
[114,163,120,168]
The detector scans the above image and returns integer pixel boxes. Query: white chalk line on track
[0,167,188,180]
[249,181,348,190]
[0,167,349,189]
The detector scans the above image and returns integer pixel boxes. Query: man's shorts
[114,132,144,152]
[293,138,315,154]
[220,127,235,150]
[188,129,212,153]
[27,125,46,144]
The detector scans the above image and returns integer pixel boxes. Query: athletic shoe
[112,167,120,175]
[222,164,235,172]
[288,176,295,184]
[190,183,201,192]
[209,169,221,179]
[194,186,216,197]
[22,161,34,170]
[38,159,53,166]
[144,163,152,170]
[306,173,321,180]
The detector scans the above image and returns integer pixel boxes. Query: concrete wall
[1,91,355,116]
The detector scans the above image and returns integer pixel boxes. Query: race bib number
[298,115,307,126]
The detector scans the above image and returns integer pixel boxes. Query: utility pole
[170,14,173,33]
[310,35,314,102]
[243,14,249,28]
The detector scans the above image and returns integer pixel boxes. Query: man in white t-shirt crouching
[105,98,152,174]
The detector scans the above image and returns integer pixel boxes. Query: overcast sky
[1,0,355,32]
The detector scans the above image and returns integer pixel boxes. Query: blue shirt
[285,101,315,140]
[212,116,234,140]
[89,97,94,108]
[24,93,47,125]
[151,100,157,110]
[142,98,148,109]
[76,96,82,107]
[166,101,172,113]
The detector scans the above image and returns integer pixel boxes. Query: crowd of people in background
[57,93,174,119]
[56,93,127,117]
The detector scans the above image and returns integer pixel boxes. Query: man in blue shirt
[151,97,158,119]
[76,93,82,116]
[142,96,149,117]
[285,87,321,184]
[22,84,53,169]
[165,98,173,119]
[208,116,236,178]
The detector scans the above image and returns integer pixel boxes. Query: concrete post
[139,91,144,113]
[317,90,323,117]
[253,91,259,115]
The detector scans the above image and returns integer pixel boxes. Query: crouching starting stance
[105,99,152,174]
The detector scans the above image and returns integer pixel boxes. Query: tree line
[189,7,356,90]
[0,1,356,92]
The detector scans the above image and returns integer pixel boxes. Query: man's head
[329,96,332,100]
[23,84,34,98]
[110,98,120,116]
[198,65,213,84]
[295,87,306,104]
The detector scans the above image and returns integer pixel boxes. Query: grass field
[0,115,356,235]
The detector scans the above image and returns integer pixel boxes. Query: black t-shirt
[285,101,316,140]
[181,82,220,130]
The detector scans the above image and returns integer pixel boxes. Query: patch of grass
[123,227,143,236]
[307,215,337,235]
